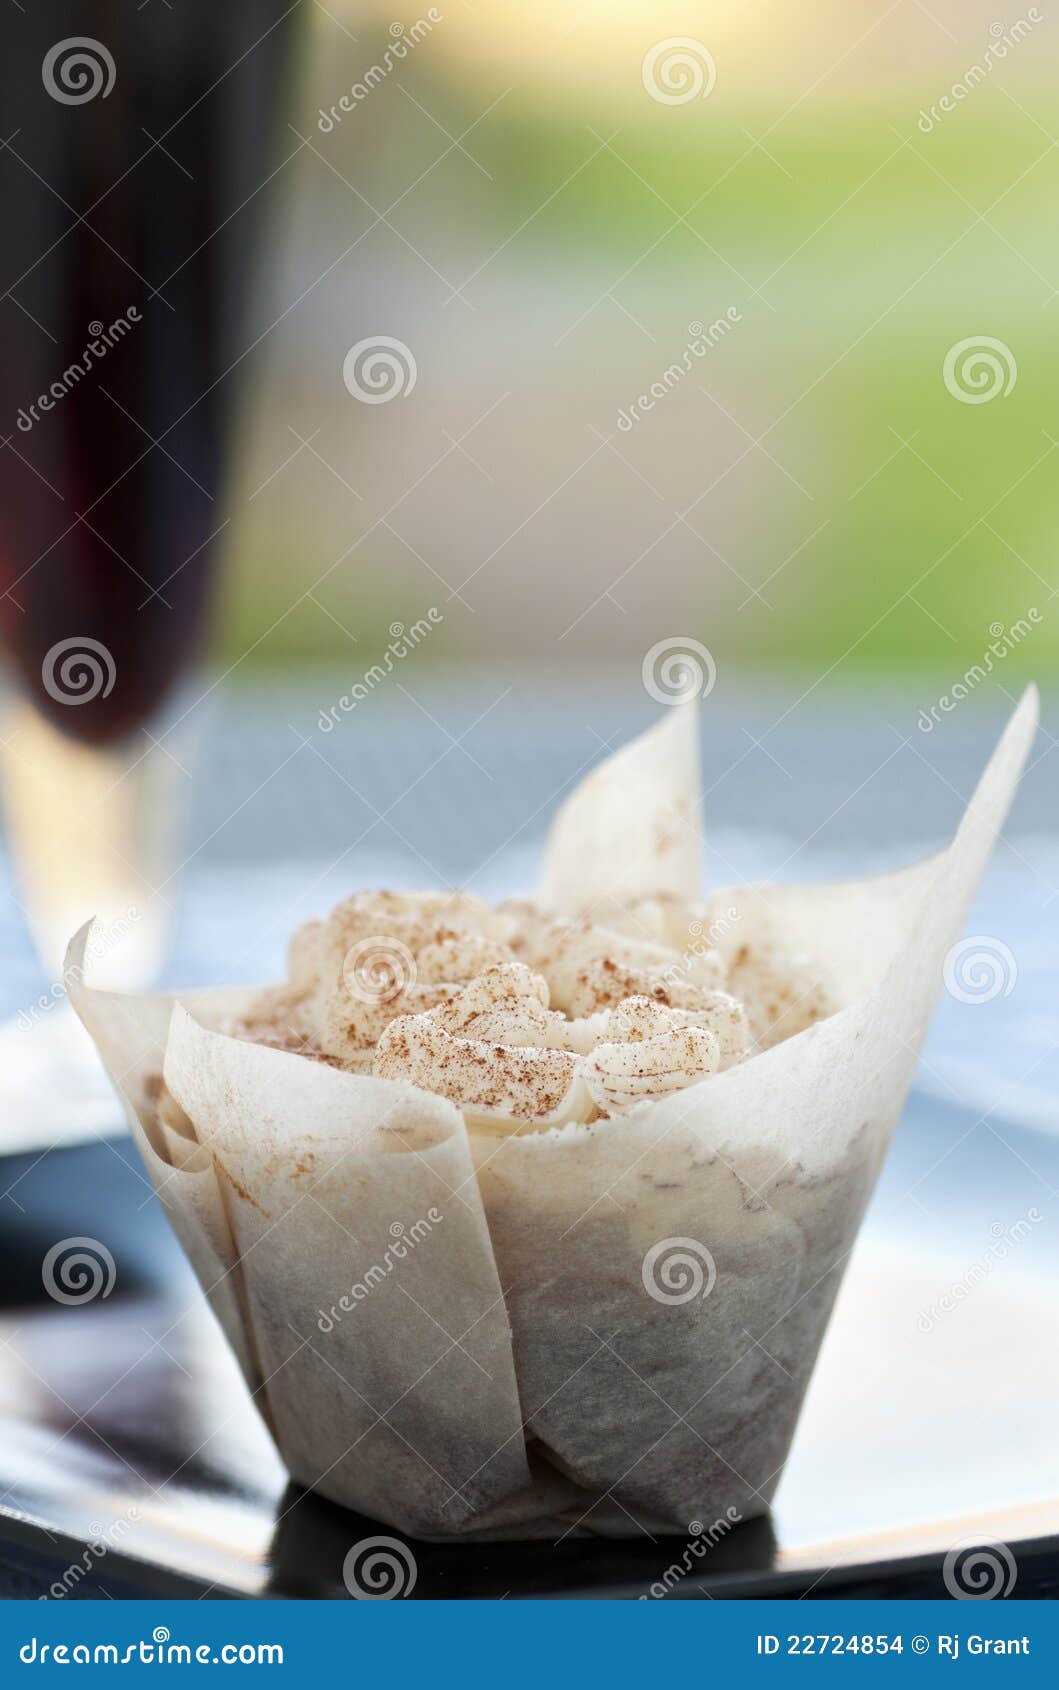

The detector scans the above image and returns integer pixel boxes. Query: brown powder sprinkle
[227,891,833,1130]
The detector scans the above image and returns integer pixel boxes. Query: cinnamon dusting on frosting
[225,890,832,1131]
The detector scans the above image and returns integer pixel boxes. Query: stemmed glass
[0,4,303,1137]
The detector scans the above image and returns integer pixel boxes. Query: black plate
[1,1091,1057,1600]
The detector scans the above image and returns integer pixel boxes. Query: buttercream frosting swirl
[230,889,831,1130]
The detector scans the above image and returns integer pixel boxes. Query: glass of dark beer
[0,3,302,980]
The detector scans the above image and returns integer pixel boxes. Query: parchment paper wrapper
[66,690,1037,1539]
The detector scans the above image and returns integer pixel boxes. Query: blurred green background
[217,0,1058,683]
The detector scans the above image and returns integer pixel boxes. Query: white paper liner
[66,688,1037,1539]
[539,702,701,914]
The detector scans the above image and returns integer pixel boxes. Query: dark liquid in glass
[0,3,301,744]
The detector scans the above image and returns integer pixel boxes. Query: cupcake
[67,690,1037,1538]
